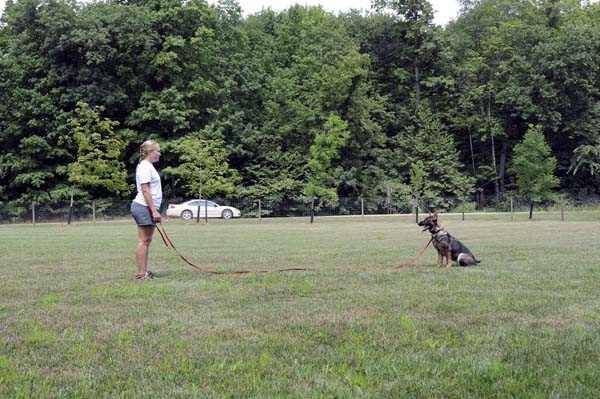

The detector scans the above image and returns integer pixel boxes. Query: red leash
[395,238,432,269]
[155,223,310,275]
[157,223,429,273]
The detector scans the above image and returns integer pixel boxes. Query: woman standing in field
[131,140,162,280]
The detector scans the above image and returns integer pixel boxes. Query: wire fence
[1,194,600,225]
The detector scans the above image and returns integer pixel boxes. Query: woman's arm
[141,182,162,222]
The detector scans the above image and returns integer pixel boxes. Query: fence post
[361,197,364,217]
[92,200,96,223]
[67,189,74,225]
[258,199,262,224]
[196,184,202,224]
[560,195,564,222]
[415,199,419,224]
[386,186,392,214]
[32,201,36,226]
[462,198,465,221]
[510,196,514,221]
[310,197,315,224]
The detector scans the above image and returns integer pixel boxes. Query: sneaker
[136,272,152,280]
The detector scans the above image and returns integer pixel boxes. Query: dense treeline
[1,0,599,210]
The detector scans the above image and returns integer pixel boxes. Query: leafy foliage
[0,0,598,207]
[396,105,475,210]
[162,135,240,198]
[58,102,131,197]
[304,114,350,202]
[570,144,600,176]
[510,124,559,202]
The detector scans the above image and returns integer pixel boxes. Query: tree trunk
[487,98,499,200]
[469,129,478,207]
[529,201,534,220]
[479,139,486,207]
[468,128,476,176]
[499,141,508,193]
[414,63,420,107]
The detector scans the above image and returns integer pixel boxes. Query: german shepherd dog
[417,213,480,267]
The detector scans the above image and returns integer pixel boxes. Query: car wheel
[181,210,193,220]
[221,209,233,219]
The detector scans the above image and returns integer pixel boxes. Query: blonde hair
[139,140,159,160]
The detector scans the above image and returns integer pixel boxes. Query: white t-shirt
[133,160,162,209]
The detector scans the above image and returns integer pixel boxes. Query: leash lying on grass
[395,238,432,269]
[157,223,430,273]
[155,223,311,275]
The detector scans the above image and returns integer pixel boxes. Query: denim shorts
[131,201,154,226]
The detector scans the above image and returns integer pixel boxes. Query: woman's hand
[152,209,162,223]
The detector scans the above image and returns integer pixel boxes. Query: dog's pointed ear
[433,212,438,220]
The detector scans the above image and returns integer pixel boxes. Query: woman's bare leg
[136,225,155,276]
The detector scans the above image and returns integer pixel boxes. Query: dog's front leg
[446,249,453,268]
[437,252,443,268]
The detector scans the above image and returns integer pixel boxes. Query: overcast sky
[245,0,458,25]
[0,0,461,25]
[208,0,461,25]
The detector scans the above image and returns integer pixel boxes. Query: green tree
[570,144,600,176]
[236,5,372,203]
[1,0,599,207]
[531,2,600,191]
[0,0,76,203]
[126,0,222,138]
[407,160,434,212]
[67,2,157,119]
[0,0,157,203]
[162,135,240,198]
[372,0,437,108]
[446,0,545,200]
[510,124,559,219]
[396,105,475,211]
[58,102,131,197]
[303,114,350,203]
[357,1,449,202]
[446,0,600,200]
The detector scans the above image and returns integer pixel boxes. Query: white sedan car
[166,200,241,220]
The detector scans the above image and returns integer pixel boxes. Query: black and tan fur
[417,213,480,267]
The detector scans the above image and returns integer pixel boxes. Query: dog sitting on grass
[417,213,480,267]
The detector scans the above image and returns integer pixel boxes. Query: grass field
[1,215,600,398]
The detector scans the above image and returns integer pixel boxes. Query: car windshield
[186,200,218,207]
